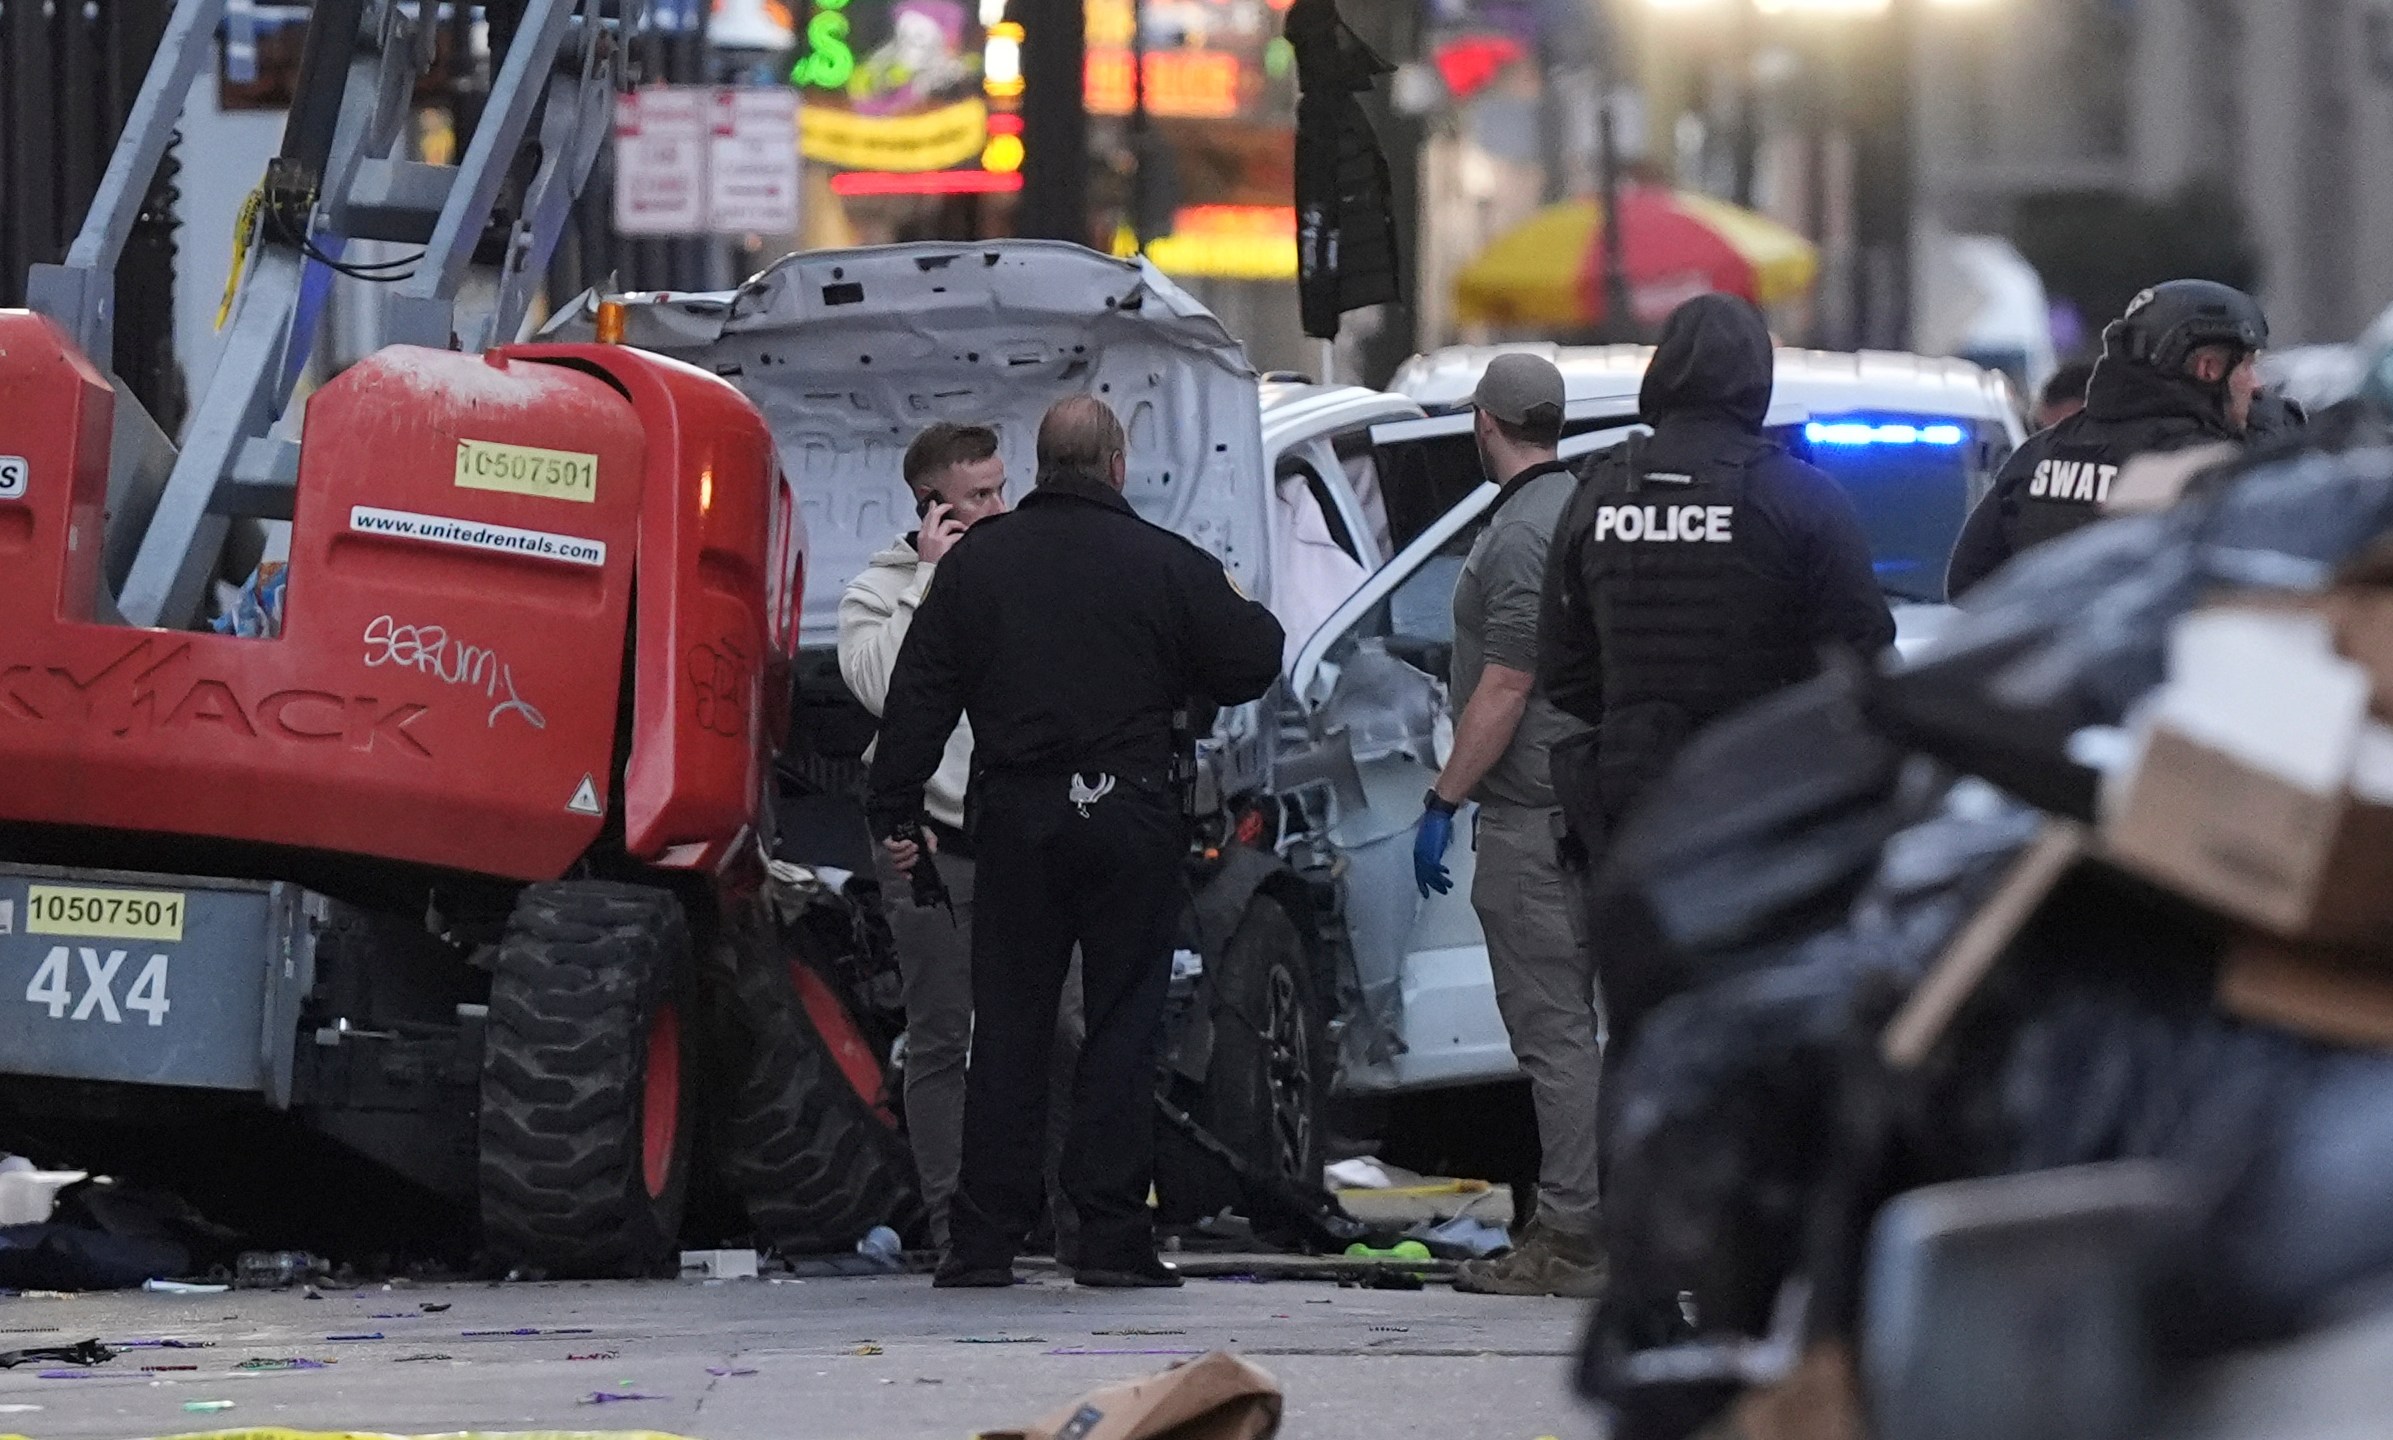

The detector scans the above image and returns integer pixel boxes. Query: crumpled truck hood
[547,241,1267,650]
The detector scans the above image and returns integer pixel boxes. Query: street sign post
[615,86,801,238]
[613,88,710,237]
[709,87,802,236]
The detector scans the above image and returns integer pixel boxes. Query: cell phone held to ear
[916,492,938,521]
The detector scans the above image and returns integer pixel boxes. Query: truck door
[1283,416,1645,1090]
[1279,414,1508,1090]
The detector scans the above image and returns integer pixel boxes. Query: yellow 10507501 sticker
[25,885,187,942]
[454,438,598,503]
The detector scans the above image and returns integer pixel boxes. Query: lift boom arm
[25,0,640,629]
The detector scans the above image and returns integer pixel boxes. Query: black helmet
[2103,280,2270,375]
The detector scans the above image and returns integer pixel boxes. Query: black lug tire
[479,881,696,1278]
[715,933,925,1256]
[1194,897,1332,1205]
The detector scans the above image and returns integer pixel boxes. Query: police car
[554,248,2025,1212]
[1387,343,2028,652]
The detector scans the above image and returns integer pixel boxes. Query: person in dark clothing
[867,396,1284,1291]
[2035,359,2095,430]
[1947,280,2269,598]
[1539,293,1896,856]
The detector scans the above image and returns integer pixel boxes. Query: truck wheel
[716,939,925,1255]
[1200,896,1331,1203]
[479,882,695,1277]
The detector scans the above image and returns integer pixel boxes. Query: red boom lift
[0,0,917,1272]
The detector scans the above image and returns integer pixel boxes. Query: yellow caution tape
[215,186,264,331]
[1338,1179,1493,1199]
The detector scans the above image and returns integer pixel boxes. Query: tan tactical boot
[1451,1218,1608,1298]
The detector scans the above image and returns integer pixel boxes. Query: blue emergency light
[1805,420,1970,447]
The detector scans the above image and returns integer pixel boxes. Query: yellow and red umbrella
[1455,186,1819,331]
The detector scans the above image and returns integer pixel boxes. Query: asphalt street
[0,1268,1597,1440]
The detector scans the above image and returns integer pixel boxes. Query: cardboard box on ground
[2101,568,2393,949]
[977,1350,1283,1440]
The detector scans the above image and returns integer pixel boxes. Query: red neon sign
[829,169,1025,197]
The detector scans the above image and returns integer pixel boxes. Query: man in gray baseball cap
[1413,352,1606,1297]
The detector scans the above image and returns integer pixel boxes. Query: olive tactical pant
[1471,802,1606,1238]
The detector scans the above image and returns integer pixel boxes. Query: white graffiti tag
[362,616,547,730]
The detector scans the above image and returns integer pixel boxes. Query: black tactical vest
[2002,409,2222,558]
[1565,434,1818,821]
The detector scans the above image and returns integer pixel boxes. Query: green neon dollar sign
[790,0,854,90]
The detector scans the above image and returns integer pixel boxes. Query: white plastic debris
[1324,1157,1395,1190]
[679,1249,761,1281]
[0,1157,86,1226]
[855,1226,903,1271]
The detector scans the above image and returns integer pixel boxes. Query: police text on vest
[2027,459,2119,504]
[1592,504,1735,543]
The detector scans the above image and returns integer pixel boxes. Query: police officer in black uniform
[867,396,1284,1291]
[1947,280,2270,597]
[1540,292,1895,876]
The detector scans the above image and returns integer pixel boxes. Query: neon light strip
[829,170,1024,197]
[1806,421,1969,447]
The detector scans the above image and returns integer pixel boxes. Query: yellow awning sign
[801,97,988,174]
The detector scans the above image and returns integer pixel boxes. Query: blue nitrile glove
[1414,805,1456,897]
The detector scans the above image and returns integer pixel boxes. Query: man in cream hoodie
[841,422,1077,1250]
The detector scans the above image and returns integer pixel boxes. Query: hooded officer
[1539,293,1895,856]
[1947,280,2269,597]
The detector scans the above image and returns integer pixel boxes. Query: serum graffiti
[362,616,546,731]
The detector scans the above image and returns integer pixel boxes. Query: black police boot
[932,1254,1018,1288]
[1074,1255,1183,1289]
[937,1191,1021,1286]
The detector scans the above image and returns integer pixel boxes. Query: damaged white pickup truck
[553,241,2024,1215]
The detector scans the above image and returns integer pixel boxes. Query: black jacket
[1289,0,1400,340]
[866,474,1285,838]
[1947,355,2241,597]
[1539,294,1895,827]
